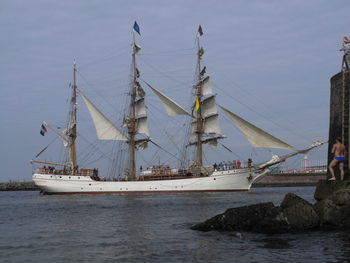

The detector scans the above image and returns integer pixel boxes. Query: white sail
[202,95,218,118]
[149,85,192,117]
[136,116,150,136]
[219,105,295,150]
[190,114,222,142]
[81,93,128,141]
[135,98,146,117]
[204,114,221,134]
[202,76,213,96]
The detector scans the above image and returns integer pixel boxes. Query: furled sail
[147,84,192,117]
[80,92,128,141]
[219,105,295,150]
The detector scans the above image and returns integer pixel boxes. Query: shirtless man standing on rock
[329,137,346,180]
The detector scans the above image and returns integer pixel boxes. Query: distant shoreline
[0,173,327,191]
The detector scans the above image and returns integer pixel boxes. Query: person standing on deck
[328,138,346,180]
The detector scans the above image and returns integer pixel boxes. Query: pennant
[198,25,203,36]
[40,122,47,136]
[133,21,141,35]
[195,96,200,113]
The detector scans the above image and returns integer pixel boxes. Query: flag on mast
[195,96,201,113]
[40,122,47,136]
[198,25,203,36]
[133,21,141,35]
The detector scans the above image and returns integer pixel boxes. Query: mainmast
[190,25,223,167]
[69,62,78,174]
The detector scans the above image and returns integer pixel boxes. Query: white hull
[32,168,268,194]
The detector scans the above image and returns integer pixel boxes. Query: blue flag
[133,21,140,35]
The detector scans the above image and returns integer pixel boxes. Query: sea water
[0,187,349,263]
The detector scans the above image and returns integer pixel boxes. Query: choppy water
[1,187,349,263]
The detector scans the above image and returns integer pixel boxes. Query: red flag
[198,25,203,36]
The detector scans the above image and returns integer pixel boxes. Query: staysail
[219,105,295,150]
[146,83,192,117]
[80,92,128,141]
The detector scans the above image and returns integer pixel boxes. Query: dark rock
[191,202,290,234]
[280,193,319,231]
[191,180,350,234]
[330,189,350,205]
[314,199,342,226]
[281,192,312,209]
[313,188,350,228]
[314,180,350,201]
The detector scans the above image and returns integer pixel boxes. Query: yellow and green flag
[195,96,200,113]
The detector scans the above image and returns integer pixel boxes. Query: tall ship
[31,23,324,194]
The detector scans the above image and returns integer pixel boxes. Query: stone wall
[328,71,350,179]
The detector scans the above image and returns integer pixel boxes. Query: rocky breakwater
[191,180,350,234]
[0,181,38,191]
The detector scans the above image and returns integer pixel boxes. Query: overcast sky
[1,0,349,181]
